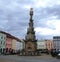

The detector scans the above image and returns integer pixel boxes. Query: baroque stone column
[25,8,37,54]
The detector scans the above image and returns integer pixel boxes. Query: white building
[16,41,20,50]
[37,40,46,50]
[20,39,25,50]
[16,39,25,50]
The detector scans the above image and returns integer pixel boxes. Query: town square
[0,0,60,62]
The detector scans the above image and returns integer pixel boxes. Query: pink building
[6,34,13,52]
[6,37,12,49]
[45,40,54,52]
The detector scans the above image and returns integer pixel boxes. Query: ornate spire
[30,8,33,21]
[25,8,37,53]
[25,8,36,41]
[30,8,33,15]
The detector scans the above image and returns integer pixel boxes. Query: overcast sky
[0,0,60,40]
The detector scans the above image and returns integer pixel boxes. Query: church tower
[25,8,37,53]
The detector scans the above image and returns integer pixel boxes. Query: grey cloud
[34,4,60,20]
[36,34,53,40]
[16,0,34,5]
[0,0,60,39]
[8,29,26,39]
[34,5,60,30]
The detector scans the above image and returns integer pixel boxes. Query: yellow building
[12,39,17,50]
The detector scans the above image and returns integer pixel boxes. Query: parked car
[51,49,57,57]
[56,50,60,59]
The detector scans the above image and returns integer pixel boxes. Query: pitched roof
[0,31,21,42]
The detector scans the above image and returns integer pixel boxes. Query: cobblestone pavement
[0,54,60,62]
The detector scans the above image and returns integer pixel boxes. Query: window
[3,42,5,45]
[1,36,3,39]
[1,41,2,44]
[4,37,6,40]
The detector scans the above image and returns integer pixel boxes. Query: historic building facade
[37,40,46,51]
[53,36,60,50]
[24,8,37,55]
[0,31,24,54]
[0,31,6,53]
[6,34,12,51]
[45,40,54,51]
